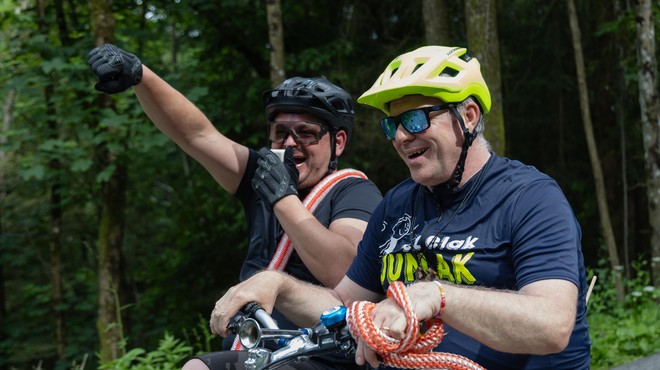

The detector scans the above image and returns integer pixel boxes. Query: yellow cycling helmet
[357,46,492,115]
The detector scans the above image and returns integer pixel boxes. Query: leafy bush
[588,259,660,369]
[97,316,220,370]
[99,333,193,370]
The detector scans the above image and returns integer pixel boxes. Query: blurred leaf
[71,158,93,172]
[41,57,67,74]
[18,163,46,180]
[96,164,116,183]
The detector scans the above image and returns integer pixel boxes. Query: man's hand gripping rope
[346,281,485,370]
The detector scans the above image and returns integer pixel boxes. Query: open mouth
[294,156,306,165]
[407,149,428,159]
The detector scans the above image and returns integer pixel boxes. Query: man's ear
[464,100,481,131]
[334,129,348,157]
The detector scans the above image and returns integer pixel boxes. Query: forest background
[1,0,659,369]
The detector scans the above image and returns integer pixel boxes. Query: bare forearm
[211,271,343,336]
[274,197,358,287]
[133,66,214,147]
[275,272,344,327]
[132,66,246,193]
[440,280,576,354]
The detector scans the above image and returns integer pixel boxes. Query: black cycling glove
[252,147,299,209]
[87,44,143,94]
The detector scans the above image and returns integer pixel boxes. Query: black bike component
[228,302,279,335]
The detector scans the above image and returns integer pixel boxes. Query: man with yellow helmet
[208,46,591,369]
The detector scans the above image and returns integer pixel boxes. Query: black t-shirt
[226,149,382,368]
[235,148,383,285]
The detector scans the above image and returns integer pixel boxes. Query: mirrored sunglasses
[380,104,451,140]
[268,121,329,146]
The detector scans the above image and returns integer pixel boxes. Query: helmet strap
[431,105,475,192]
[326,130,339,176]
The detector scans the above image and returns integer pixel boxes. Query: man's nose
[283,131,298,146]
[395,123,415,142]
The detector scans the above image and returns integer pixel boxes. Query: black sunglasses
[267,121,329,146]
[380,104,452,140]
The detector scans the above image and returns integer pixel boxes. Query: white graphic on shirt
[379,213,479,256]
[379,214,415,255]
[426,234,479,250]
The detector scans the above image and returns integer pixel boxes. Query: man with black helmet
[208,46,591,369]
[87,44,381,370]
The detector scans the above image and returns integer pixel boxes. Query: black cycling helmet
[263,77,355,140]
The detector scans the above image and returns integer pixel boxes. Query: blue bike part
[276,328,309,348]
[320,306,347,330]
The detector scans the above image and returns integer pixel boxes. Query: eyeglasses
[380,104,452,140]
[267,121,329,146]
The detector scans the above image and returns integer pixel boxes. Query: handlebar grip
[242,302,262,316]
[227,302,280,334]
[251,304,279,329]
[227,302,260,334]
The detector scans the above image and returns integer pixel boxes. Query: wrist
[272,193,300,212]
[432,280,446,318]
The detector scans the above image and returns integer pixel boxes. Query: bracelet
[432,280,446,317]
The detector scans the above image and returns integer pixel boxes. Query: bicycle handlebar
[228,303,356,370]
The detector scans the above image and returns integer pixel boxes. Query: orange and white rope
[267,169,367,271]
[347,281,485,370]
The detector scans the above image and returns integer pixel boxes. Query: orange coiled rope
[346,281,485,370]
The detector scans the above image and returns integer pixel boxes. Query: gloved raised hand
[87,44,143,94]
[252,147,299,209]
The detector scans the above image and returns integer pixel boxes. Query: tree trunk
[465,0,506,155]
[635,0,660,288]
[52,0,70,46]
[266,0,286,87]
[566,0,624,301]
[90,0,127,361]
[48,153,64,360]
[96,167,127,361]
[613,0,631,279]
[0,87,15,370]
[422,0,451,45]
[44,82,65,362]
[36,0,66,360]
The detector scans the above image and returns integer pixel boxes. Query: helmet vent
[389,67,399,79]
[330,96,353,115]
[412,63,424,74]
[439,67,460,78]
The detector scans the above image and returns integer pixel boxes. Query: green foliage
[97,316,218,370]
[590,301,659,369]
[588,259,660,369]
[178,316,220,355]
[99,333,193,370]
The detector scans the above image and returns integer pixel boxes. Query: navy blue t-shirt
[347,154,591,369]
